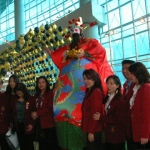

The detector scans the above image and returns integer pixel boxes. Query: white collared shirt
[105,93,115,114]
[129,84,141,109]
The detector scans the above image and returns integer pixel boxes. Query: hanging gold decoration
[51,23,57,31]
[4,61,11,69]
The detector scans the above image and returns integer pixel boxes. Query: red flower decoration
[72,19,76,22]
[68,21,72,24]
[80,24,84,27]
[90,21,98,27]
[75,23,78,26]
[68,26,71,29]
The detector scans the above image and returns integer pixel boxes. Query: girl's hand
[31,111,38,120]
[26,124,33,132]
[93,112,101,120]
[88,133,94,142]
[141,138,148,144]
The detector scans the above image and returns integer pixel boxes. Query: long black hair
[16,83,30,101]
[35,76,50,94]
[83,69,104,97]
[5,74,20,95]
[129,62,150,84]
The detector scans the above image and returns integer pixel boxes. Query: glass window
[8,18,14,27]
[103,24,108,32]
[135,22,147,33]
[121,3,132,24]
[1,31,7,37]
[113,65,122,72]
[38,14,44,22]
[1,22,7,32]
[10,28,15,33]
[7,33,15,41]
[50,8,57,16]
[65,1,73,8]
[116,71,126,85]
[123,36,136,58]
[101,36,109,43]
[38,20,47,27]
[111,39,123,60]
[1,16,6,23]
[136,31,149,55]
[26,20,33,29]
[146,0,150,14]
[0,35,5,44]
[103,43,111,61]
[132,0,146,20]
[75,3,79,8]
[107,0,118,11]
[141,61,150,69]
[108,9,120,29]
[43,12,50,20]
[29,6,37,18]
[37,4,42,15]
[29,1,35,8]
[123,24,133,30]
[111,29,121,40]
[122,27,134,37]
[25,10,30,20]
[120,0,130,5]
[8,13,14,19]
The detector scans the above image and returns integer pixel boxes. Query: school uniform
[82,88,103,150]
[32,90,58,150]
[0,93,11,150]
[130,83,150,149]
[100,94,126,150]
[123,81,135,149]
[12,96,35,150]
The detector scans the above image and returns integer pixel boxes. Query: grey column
[80,0,90,6]
[14,0,25,39]
[79,0,100,40]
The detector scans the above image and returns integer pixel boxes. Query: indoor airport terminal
[0,0,150,150]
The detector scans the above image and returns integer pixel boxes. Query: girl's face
[83,75,95,89]
[38,78,47,91]
[131,74,138,84]
[106,78,119,94]
[16,91,24,98]
[9,78,16,89]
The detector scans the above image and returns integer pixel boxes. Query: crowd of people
[0,60,150,150]
[0,17,150,150]
[0,75,59,150]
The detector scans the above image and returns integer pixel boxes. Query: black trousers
[0,134,11,150]
[85,132,103,150]
[132,142,150,150]
[127,138,134,150]
[105,142,125,150]
[17,123,34,150]
[38,127,59,150]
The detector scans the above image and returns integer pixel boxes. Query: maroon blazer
[131,83,150,142]
[123,81,135,139]
[10,94,18,121]
[81,88,103,134]
[100,95,126,144]
[32,90,55,129]
[0,93,11,134]
[11,96,36,134]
